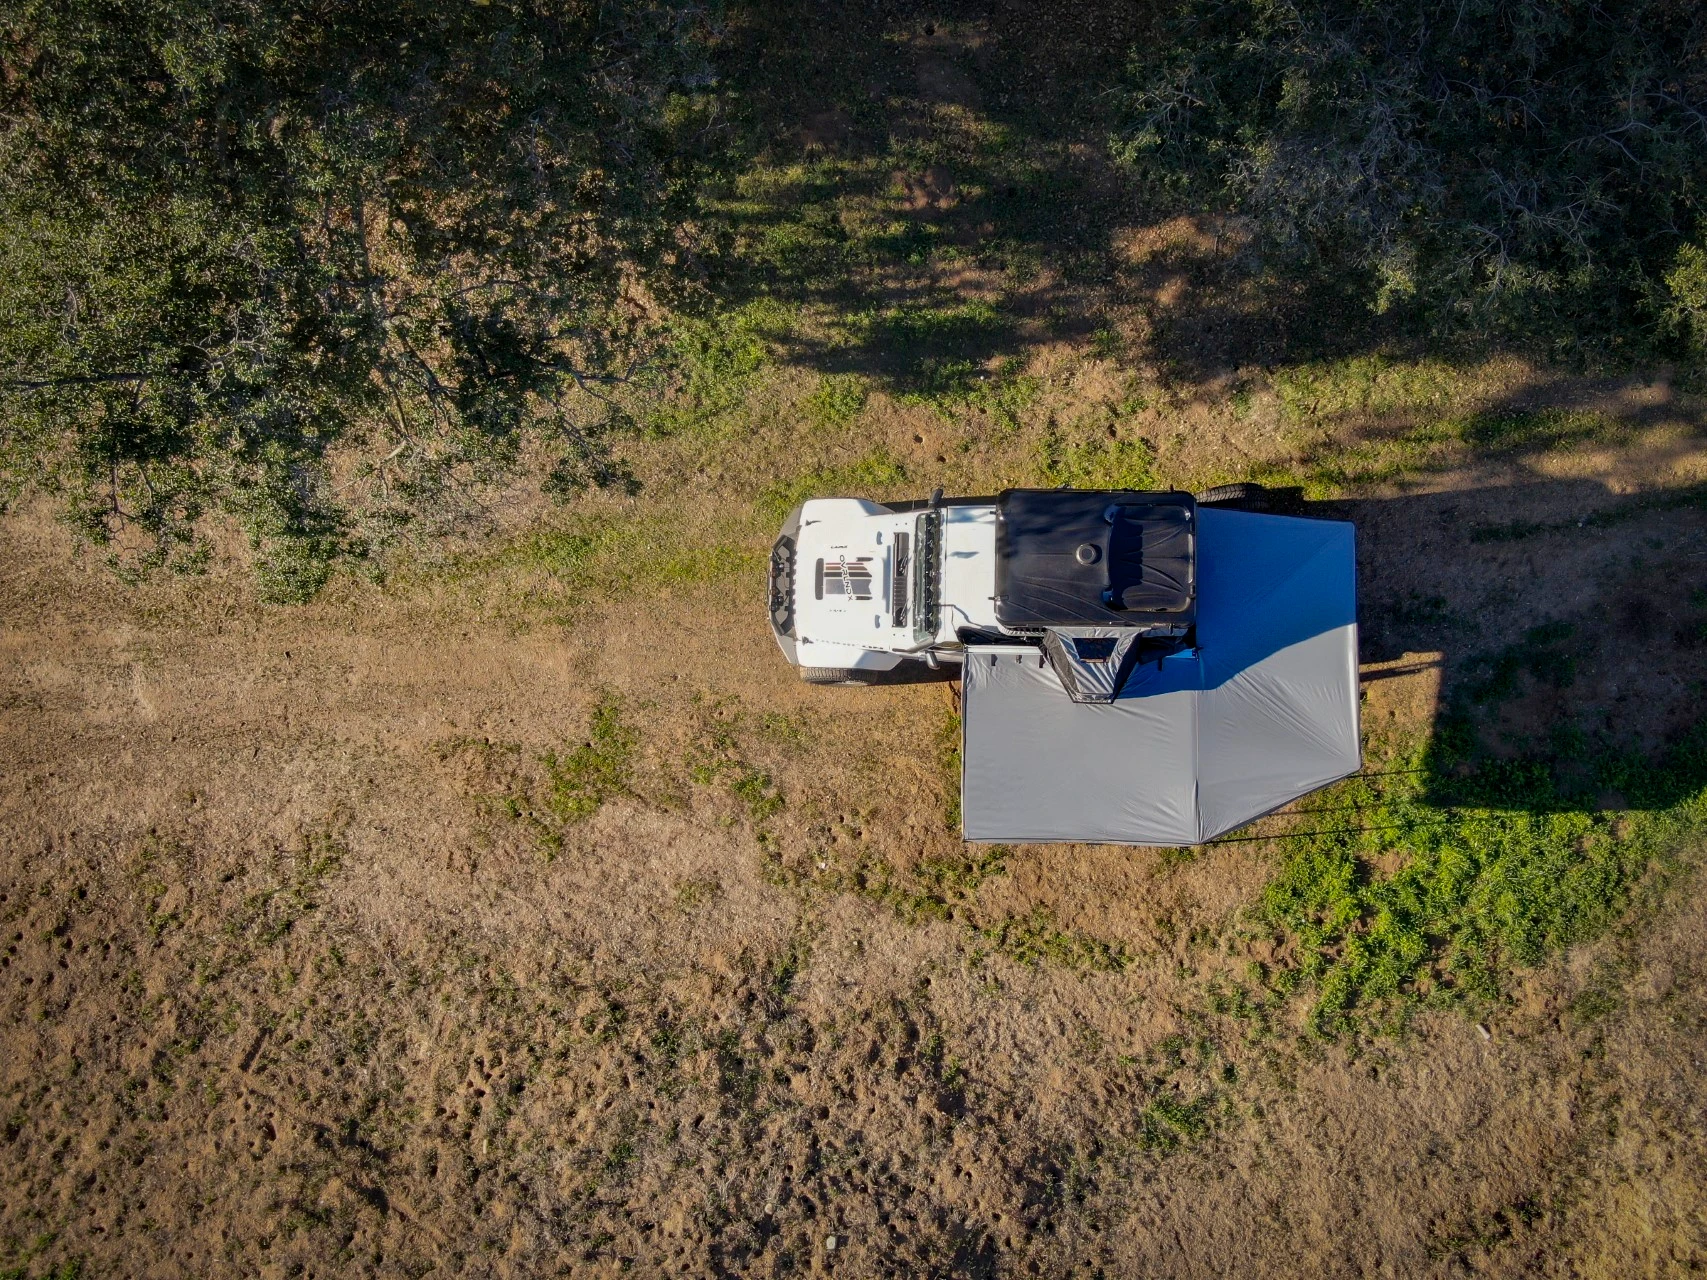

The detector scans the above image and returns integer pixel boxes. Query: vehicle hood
[792,499,911,652]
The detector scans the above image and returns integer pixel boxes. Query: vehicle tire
[1195,481,1271,509]
[798,667,875,686]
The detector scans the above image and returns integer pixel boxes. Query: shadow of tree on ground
[712,0,1394,394]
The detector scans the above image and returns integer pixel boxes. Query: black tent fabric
[1038,628,1145,703]
[994,489,1195,627]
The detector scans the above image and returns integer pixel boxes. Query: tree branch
[5,372,159,391]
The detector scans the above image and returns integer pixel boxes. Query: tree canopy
[1117,0,1707,347]
[0,0,719,596]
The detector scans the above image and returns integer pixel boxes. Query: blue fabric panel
[1195,508,1358,687]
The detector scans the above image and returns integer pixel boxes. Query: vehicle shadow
[854,662,960,688]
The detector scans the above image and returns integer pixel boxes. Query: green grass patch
[758,450,908,522]
[962,358,1043,432]
[673,877,723,911]
[1269,358,1634,496]
[1269,417,1462,495]
[1275,354,1466,424]
[1137,1092,1214,1152]
[721,157,885,290]
[854,300,1015,404]
[644,300,795,437]
[803,373,869,428]
[869,299,1006,350]
[445,510,760,606]
[0,1259,83,1280]
[1254,722,1707,1036]
[978,907,1130,972]
[1038,425,1156,489]
[1457,407,1625,453]
[840,845,1011,926]
[685,694,803,843]
[467,695,641,858]
[542,695,638,826]
[1275,408,1627,498]
[222,832,345,948]
[1461,622,1577,705]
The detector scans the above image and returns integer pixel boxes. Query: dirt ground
[4,362,1707,1279]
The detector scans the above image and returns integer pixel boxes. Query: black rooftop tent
[995,488,1196,627]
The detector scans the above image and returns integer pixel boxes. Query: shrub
[1666,239,1707,358]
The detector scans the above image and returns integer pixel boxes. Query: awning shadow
[1344,478,1707,815]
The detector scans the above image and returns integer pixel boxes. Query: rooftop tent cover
[960,508,1360,845]
[995,489,1195,628]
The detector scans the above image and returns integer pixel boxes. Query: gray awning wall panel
[960,650,1202,845]
[1194,627,1362,840]
[960,509,1360,845]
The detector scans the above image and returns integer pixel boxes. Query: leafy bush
[1666,239,1707,355]
[1116,0,1707,350]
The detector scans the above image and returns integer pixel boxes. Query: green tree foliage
[1116,0,1707,347]
[0,0,720,596]
[1667,239,1707,354]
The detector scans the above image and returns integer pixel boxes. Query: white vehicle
[769,486,1213,698]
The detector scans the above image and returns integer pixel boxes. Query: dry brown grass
[4,345,1707,1276]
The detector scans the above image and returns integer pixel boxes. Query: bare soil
[5,366,1707,1278]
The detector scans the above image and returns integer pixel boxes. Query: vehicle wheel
[1195,481,1271,509]
[798,667,875,686]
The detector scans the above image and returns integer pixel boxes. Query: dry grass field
[6,5,1707,1278]
[6,347,1707,1277]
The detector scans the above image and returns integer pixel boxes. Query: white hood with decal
[792,499,911,655]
